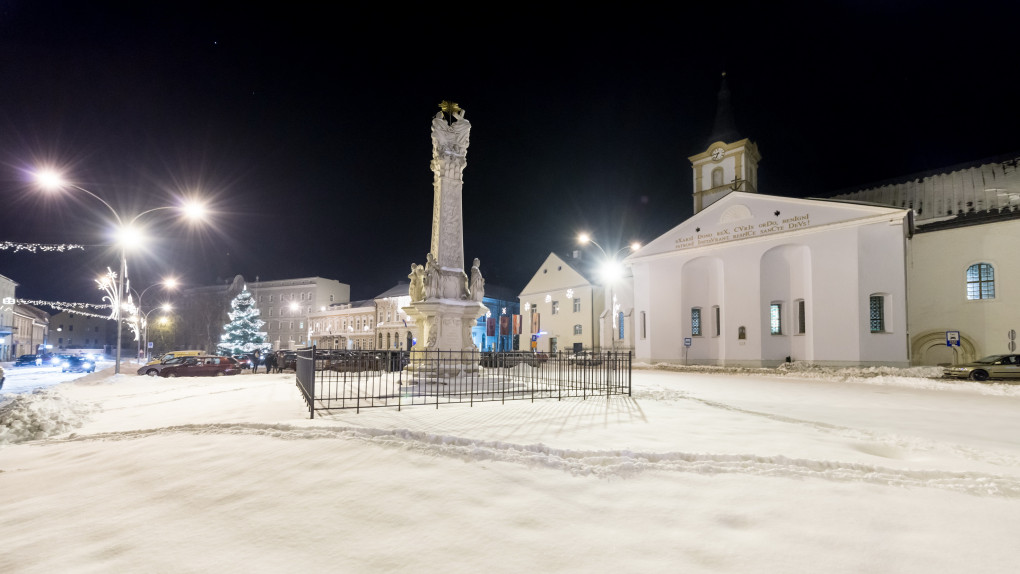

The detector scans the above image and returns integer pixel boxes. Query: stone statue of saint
[408,263,425,302]
[425,252,441,300]
[431,103,471,159]
[469,258,485,301]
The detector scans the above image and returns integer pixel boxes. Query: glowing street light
[132,278,178,362]
[577,233,641,350]
[140,303,172,363]
[35,169,206,374]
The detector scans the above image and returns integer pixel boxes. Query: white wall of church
[632,217,909,367]
[907,219,1020,365]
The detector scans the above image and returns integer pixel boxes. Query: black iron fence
[294,347,631,417]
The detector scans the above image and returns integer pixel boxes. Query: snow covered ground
[2,361,1019,573]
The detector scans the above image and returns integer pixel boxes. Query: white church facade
[627,192,912,367]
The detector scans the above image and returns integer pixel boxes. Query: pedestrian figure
[265,352,277,374]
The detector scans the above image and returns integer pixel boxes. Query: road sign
[684,337,692,347]
[946,331,960,347]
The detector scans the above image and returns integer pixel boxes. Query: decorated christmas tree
[217,286,272,356]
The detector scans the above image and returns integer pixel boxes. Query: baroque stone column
[404,102,487,369]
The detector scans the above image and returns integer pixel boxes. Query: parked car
[136,356,188,376]
[480,352,523,369]
[281,352,297,371]
[567,351,603,366]
[522,352,549,367]
[14,354,41,367]
[943,354,1020,381]
[139,355,240,378]
[61,356,96,373]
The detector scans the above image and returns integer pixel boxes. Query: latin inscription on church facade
[674,213,811,250]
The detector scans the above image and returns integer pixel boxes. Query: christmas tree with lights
[217,286,272,356]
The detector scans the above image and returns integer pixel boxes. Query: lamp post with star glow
[577,233,641,350]
[35,170,206,374]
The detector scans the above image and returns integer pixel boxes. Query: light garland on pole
[0,241,86,252]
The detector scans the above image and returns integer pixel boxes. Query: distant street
[1,361,116,395]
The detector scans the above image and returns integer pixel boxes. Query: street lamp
[577,233,641,350]
[140,303,172,363]
[131,278,177,362]
[35,170,205,374]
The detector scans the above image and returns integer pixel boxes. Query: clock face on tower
[711,147,725,161]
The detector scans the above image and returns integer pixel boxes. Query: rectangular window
[69,325,74,331]
[618,312,624,340]
[770,303,782,335]
[713,306,721,337]
[797,300,806,334]
[573,298,581,312]
[691,308,702,336]
[552,301,559,315]
[870,295,885,333]
[573,324,582,335]
[641,311,647,339]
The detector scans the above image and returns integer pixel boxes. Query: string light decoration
[0,241,85,252]
[217,285,272,356]
[16,299,112,311]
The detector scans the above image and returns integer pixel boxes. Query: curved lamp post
[577,233,641,350]
[131,278,177,362]
[35,170,205,374]
[140,303,172,362]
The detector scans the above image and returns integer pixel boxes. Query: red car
[141,355,240,378]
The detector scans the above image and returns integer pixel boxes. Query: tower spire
[707,71,740,146]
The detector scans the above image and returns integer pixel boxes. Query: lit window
[691,308,702,336]
[869,295,885,333]
[966,263,995,300]
[770,303,782,335]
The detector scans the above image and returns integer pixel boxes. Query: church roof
[705,72,742,147]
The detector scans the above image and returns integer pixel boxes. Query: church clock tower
[689,72,761,214]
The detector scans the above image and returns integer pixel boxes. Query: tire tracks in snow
[48,421,1020,499]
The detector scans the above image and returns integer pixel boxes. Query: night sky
[2,2,1019,307]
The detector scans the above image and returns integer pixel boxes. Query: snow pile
[637,360,944,380]
[0,390,97,444]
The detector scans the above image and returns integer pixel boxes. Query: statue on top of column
[431,101,471,160]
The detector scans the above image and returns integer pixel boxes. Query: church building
[625,74,1018,367]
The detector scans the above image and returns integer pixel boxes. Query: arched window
[966,263,995,300]
[711,167,724,187]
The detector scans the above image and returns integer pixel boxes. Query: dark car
[61,356,96,373]
[14,354,41,367]
[142,355,240,378]
[136,356,189,376]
